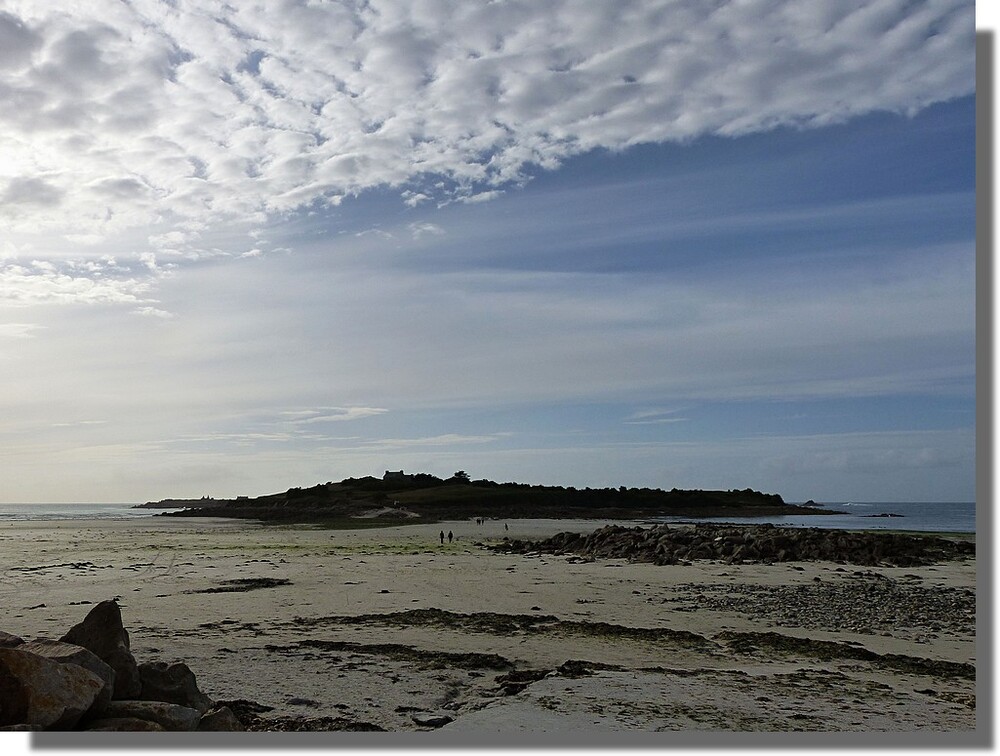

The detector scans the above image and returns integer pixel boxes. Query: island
[138,470,837,524]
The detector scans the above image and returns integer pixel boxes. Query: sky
[0,0,979,504]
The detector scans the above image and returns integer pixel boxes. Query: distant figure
[447,530,454,543]
[439,530,445,545]
[504,523,508,532]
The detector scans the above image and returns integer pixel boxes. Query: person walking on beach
[447,530,453,543]
[439,530,445,545]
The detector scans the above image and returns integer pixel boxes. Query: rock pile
[0,600,242,732]
[494,524,974,567]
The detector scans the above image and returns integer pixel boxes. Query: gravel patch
[665,571,975,639]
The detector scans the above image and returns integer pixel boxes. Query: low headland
[136,470,836,524]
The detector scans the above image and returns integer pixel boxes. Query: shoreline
[4,511,976,540]
[0,516,976,733]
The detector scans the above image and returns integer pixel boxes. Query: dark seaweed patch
[189,577,292,593]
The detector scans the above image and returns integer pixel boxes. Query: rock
[411,713,453,727]
[0,647,105,730]
[138,661,213,713]
[18,639,115,716]
[495,669,549,695]
[556,660,597,677]
[492,523,974,567]
[0,603,237,731]
[84,716,166,731]
[60,600,141,699]
[197,705,244,731]
[98,700,201,731]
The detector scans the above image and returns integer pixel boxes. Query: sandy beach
[0,515,976,736]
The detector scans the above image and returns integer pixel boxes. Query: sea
[655,501,977,534]
[0,502,157,521]
[0,500,978,533]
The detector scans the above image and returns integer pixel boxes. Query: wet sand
[0,515,976,735]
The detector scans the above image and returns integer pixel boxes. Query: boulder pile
[0,600,242,732]
[493,524,975,567]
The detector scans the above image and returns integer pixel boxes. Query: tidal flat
[0,516,976,735]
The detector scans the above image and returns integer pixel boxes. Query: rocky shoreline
[490,523,975,567]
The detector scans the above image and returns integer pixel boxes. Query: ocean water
[0,502,153,521]
[0,500,978,533]
[655,501,977,534]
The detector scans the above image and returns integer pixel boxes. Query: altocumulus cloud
[0,0,973,249]
[0,259,156,307]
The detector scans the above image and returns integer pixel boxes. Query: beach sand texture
[0,516,976,732]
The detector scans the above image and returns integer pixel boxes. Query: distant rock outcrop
[153,474,836,524]
[0,600,243,732]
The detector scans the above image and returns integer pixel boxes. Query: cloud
[0,11,40,70]
[0,322,42,339]
[408,222,445,239]
[50,419,107,428]
[455,190,505,205]
[145,408,391,453]
[132,305,173,319]
[0,177,63,207]
[625,409,687,425]
[354,228,394,240]
[358,433,505,451]
[164,432,297,447]
[402,191,430,207]
[763,439,965,475]
[0,259,157,306]
[288,407,389,424]
[0,0,972,246]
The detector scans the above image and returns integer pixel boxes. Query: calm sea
[655,501,976,534]
[0,503,153,521]
[0,500,978,533]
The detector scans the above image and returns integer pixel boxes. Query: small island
[139,470,837,524]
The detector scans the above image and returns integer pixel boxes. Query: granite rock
[0,647,104,730]
[60,600,141,699]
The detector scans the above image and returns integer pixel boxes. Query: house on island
[383,470,414,483]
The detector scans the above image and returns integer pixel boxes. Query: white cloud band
[0,0,973,244]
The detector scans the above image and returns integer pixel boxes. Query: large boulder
[0,632,23,648]
[60,600,141,699]
[139,661,213,713]
[18,639,115,716]
[197,705,244,731]
[98,700,202,731]
[0,647,105,730]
